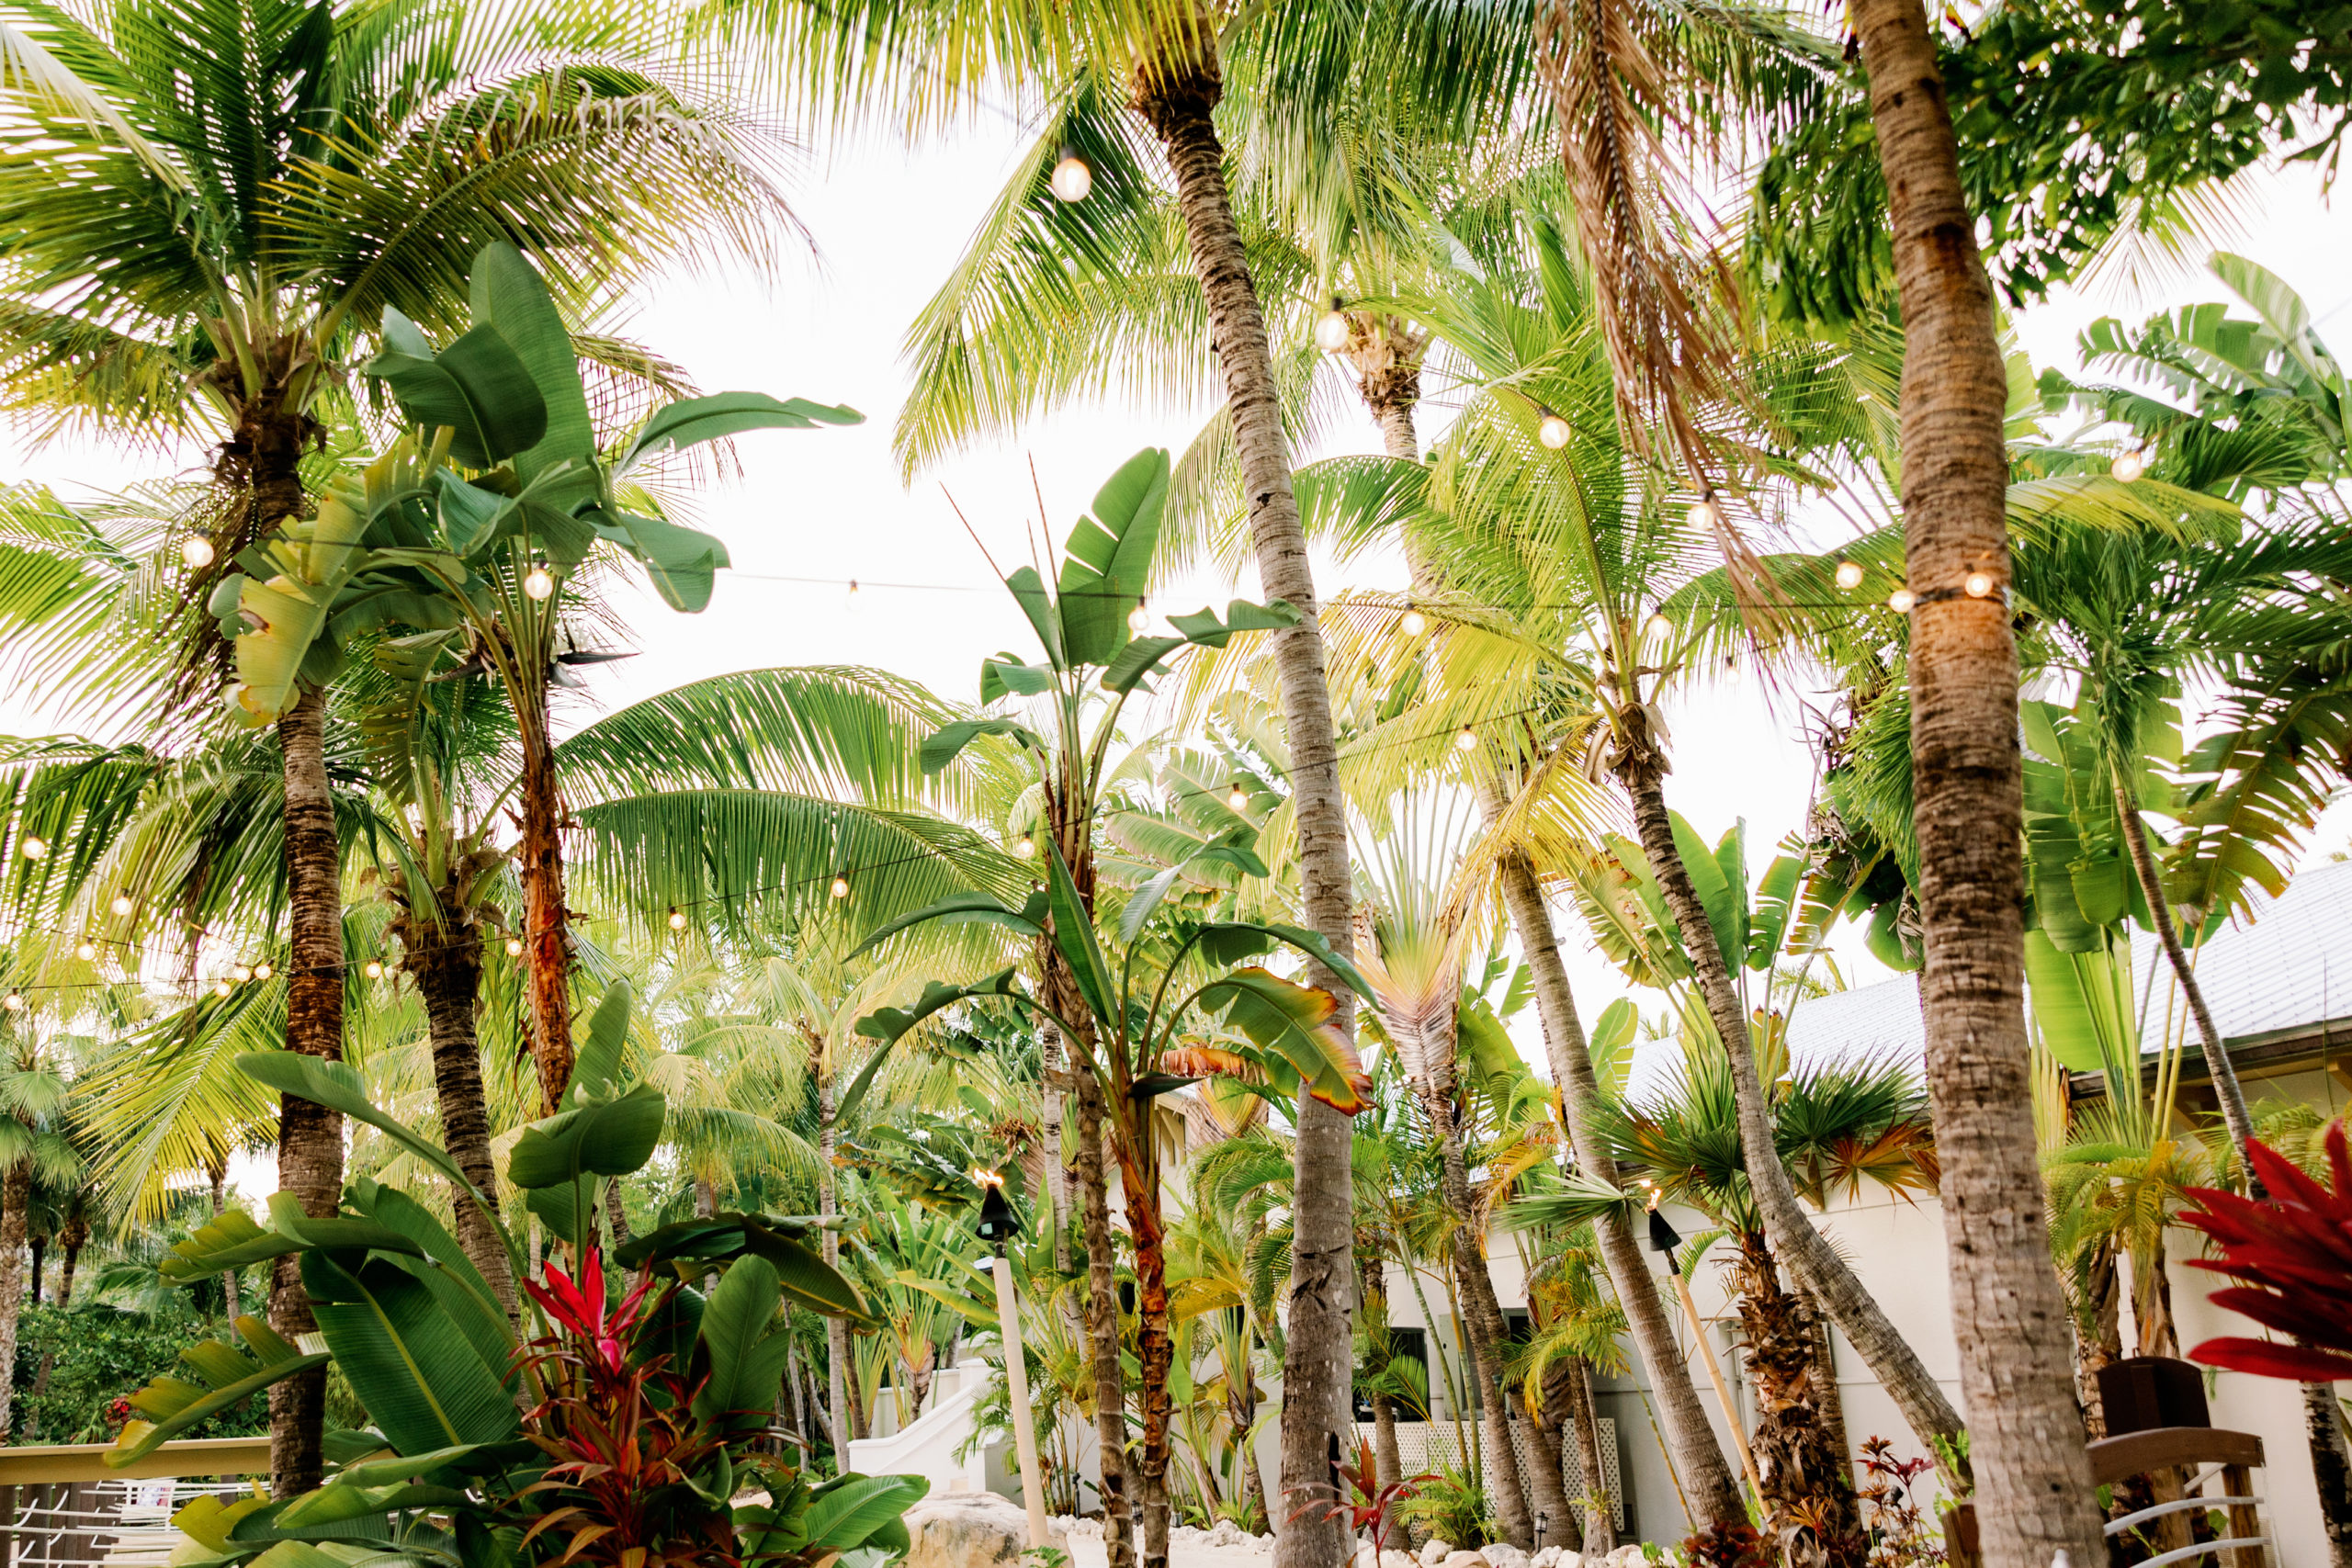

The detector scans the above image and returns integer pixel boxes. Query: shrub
[11,1303,266,1446]
[1396,1465,1497,1548]
[2177,1122,2352,1382]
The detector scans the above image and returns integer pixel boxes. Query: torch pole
[993,1248,1051,1548]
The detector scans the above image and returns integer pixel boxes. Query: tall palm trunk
[1072,1067,1136,1568]
[1133,43,1358,1568]
[516,737,573,1111]
[1512,1384,1575,1551]
[1793,1280,1851,1483]
[27,1234,43,1305]
[1230,1369,1272,1533]
[400,895,515,1314]
[276,680,345,1499]
[819,1075,851,1462]
[1611,738,1963,1468]
[56,1213,84,1310]
[1113,1129,1175,1568]
[1482,802,1745,1528]
[0,1156,28,1437]
[1847,4,2106,1562]
[1043,1022,1070,1275]
[1561,1357,1614,1555]
[1363,1259,1406,1532]
[1724,1232,1860,1565]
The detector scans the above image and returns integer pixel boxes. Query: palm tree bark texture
[1848,2,2106,1562]
[1133,33,1360,1568]
[1560,1357,1616,1555]
[0,1156,26,1437]
[1611,734,1964,1467]
[1724,1233,1861,1566]
[516,738,575,1111]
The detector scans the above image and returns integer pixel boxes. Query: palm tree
[0,0,788,1488]
[0,991,86,1438]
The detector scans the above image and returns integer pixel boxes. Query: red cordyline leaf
[2179,1123,2352,1378]
[2188,1337,2352,1382]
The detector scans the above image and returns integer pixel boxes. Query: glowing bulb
[830,874,850,899]
[212,980,231,998]
[2110,448,2147,483]
[230,964,252,983]
[1049,151,1092,202]
[1834,558,1864,591]
[1645,613,1671,638]
[845,578,861,604]
[180,535,215,570]
[505,937,525,957]
[522,566,555,601]
[1689,497,1724,530]
[1537,412,1571,449]
[109,895,133,917]
[1399,607,1427,637]
[364,959,384,979]
[1014,835,1036,859]
[1455,725,1479,753]
[667,906,688,931]
[1128,602,1150,634]
[1888,588,1917,614]
[74,942,94,962]
[253,962,272,980]
[18,837,45,861]
[1964,570,1996,599]
[3,992,22,1012]
[1227,784,1249,811]
[1314,306,1352,354]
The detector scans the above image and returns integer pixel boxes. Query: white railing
[847,1358,1002,1496]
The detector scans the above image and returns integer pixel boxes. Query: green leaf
[565,982,634,1107]
[468,243,596,507]
[617,1213,868,1319]
[236,1053,481,1206]
[1748,855,1802,971]
[345,1180,517,1379]
[508,1085,667,1188]
[1057,447,1170,668]
[1100,598,1303,694]
[302,1251,522,1455]
[1667,813,1742,977]
[1003,566,1064,668]
[848,893,1042,961]
[599,511,729,613]
[799,1474,931,1551]
[276,1481,471,1529]
[156,1207,302,1282]
[921,717,1042,776]
[841,971,1023,1121]
[1193,920,1375,1005]
[1042,837,1116,1023]
[694,1256,792,1426]
[617,393,863,473]
[1200,968,1370,1115]
[978,658,1057,705]
[107,1315,329,1467]
[367,322,547,469]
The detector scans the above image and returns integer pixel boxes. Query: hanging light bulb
[2110,448,2148,483]
[1049,146,1093,202]
[18,836,46,861]
[1888,587,1917,614]
[5,991,25,1012]
[1127,601,1150,634]
[1964,570,1996,599]
[1399,606,1427,637]
[1455,724,1479,752]
[254,962,273,980]
[505,937,525,958]
[845,578,861,607]
[1314,299,1351,354]
[212,979,232,998]
[180,535,216,570]
[1537,411,1571,449]
[830,874,851,899]
[1014,834,1036,859]
[522,565,556,601]
[667,906,688,931]
[230,963,253,983]
[363,959,384,979]
[1227,783,1249,811]
[1689,496,1724,530]
[1834,558,1865,591]
[109,894,134,917]
[1645,613,1672,637]
[74,942,95,963]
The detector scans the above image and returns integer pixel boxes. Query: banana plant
[103,982,899,1568]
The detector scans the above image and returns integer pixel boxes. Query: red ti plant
[2177,1122,2352,1382]
[1286,1438,1430,1557]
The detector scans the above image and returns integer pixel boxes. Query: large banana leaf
[692,1256,795,1428]
[1057,446,1169,666]
[616,1213,868,1319]
[1099,597,1302,694]
[237,1052,484,1209]
[1199,967,1370,1114]
[368,314,546,469]
[107,1316,329,1466]
[841,969,1023,1117]
[301,1250,521,1456]
[616,393,864,475]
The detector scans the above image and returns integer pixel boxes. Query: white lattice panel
[1362,1420,1623,1531]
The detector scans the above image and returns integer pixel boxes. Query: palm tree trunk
[26,1234,42,1305]
[1563,1357,1614,1555]
[1135,51,1358,1568]
[2301,1381,2352,1568]
[820,1074,852,1467]
[275,682,344,1499]
[1072,1068,1136,1568]
[1793,1280,1851,1486]
[1043,1023,1070,1275]
[56,1228,82,1311]
[402,901,514,1314]
[1726,1231,1860,1561]
[1611,741,1964,1467]
[1231,1372,1272,1534]
[0,1157,27,1437]
[516,736,574,1111]
[1424,1081,1533,1546]
[1512,1385,1574,1552]
[1480,802,1746,1528]
[1114,1130,1175,1568]
[1848,4,2108,1561]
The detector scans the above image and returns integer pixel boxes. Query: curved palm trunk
[275,682,345,1499]
[1135,49,1358,1568]
[819,1074,852,1463]
[0,1156,28,1437]
[1511,1385,1574,1551]
[56,1215,84,1311]
[401,900,515,1314]
[1847,4,2107,1562]
[1725,1232,1860,1565]
[1612,744,1963,1468]
[1072,1067,1136,1568]
[1562,1357,1614,1555]
[1482,804,1747,1528]
[517,739,574,1111]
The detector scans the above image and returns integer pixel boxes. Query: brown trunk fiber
[1480,798,1746,1528]
[1114,1130,1174,1568]
[1044,1022,1071,1276]
[1849,2,2106,1560]
[56,1237,81,1311]
[1513,1385,1575,1552]
[0,1157,27,1436]
[516,738,573,1111]
[1231,1370,1271,1533]
[1073,1069,1136,1568]
[820,1076,852,1464]
[1136,53,1358,1568]
[274,683,344,1499]
[401,899,515,1314]
[1725,1232,1860,1566]
[604,1180,632,1247]
[1565,1358,1615,1555]
[1612,745,1963,1466]
[1794,1280,1852,1485]
[27,1235,42,1305]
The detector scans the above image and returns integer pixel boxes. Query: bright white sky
[7,122,2350,1092]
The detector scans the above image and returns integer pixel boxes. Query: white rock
[1419,1540,1456,1568]
[1529,1550,1563,1568]
[1440,1551,1491,1568]
[904,1494,1033,1568]
[1485,1544,1531,1568]
[1603,1549,1647,1568]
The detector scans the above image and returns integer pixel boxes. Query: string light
[1314,299,1351,354]
[1834,559,1864,591]
[1013,835,1036,859]
[230,964,252,983]
[845,579,861,604]
[1399,607,1427,637]
[667,907,688,931]
[181,536,215,570]
[505,937,525,957]
[74,942,95,962]
[212,980,232,998]
[109,895,133,917]
[1888,588,1917,614]
[522,566,556,601]
[1227,783,1249,811]
[1127,601,1150,634]
[18,836,45,861]
[829,874,851,899]
[254,962,272,980]
[1537,411,1571,449]
[363,959,384,979]
[1689,497,1724,530]
[1964,570,1996,598]
[2,993,20,1012]
[2110,448,2148,483]
[1645,613,1671,637]
[1454,725,1479,753]
[1049,147,1092,203]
